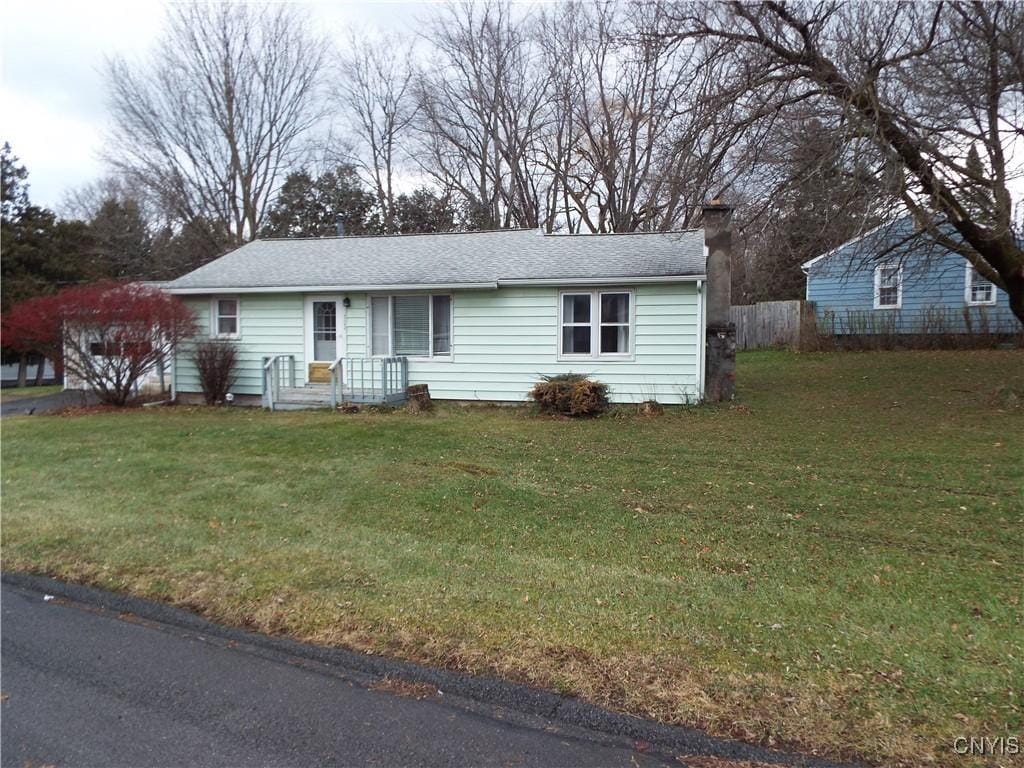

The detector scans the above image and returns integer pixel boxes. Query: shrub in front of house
[191,340,238,405]
[529,373,609,416]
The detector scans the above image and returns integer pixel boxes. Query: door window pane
[392,295,430,356]
[371,297,390,355]
[432,295,451,355]
[313,301,336,361]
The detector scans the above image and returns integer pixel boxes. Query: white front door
[304,296,344,382]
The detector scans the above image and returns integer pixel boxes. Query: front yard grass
[3,350,1021,766]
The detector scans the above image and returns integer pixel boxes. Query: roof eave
[163,274,705,294]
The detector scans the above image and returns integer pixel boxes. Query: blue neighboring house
[802,217,1021,336]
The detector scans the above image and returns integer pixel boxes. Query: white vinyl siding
[175,284,702,404]
[179,294,304,396]
[351,284,699,404]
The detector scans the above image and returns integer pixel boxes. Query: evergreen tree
[393,188,459,234]
[87,197,153,279]
[1,143,94,310]
[261,165,376,238]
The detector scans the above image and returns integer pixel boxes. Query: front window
[213,297,239,337]
[559,290,632,358]
[966,267,996,305]
[874,266,901,309]
[370,294,452,358]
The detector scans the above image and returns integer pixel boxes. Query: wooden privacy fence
[729,300,816,350]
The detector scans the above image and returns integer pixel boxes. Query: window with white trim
[873,266,902,309]
[559,290,632,358]
[212,297,240,338]
[965,266,996,306]
[370,295,452,358]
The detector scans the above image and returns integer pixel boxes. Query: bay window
[559,290,632,359]
[370,294,452,358]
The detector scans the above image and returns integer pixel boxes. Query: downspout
[170,347,177,402]
[697,277,706,402]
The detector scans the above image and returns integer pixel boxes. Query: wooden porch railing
[329,356,409,407]
[261,354,296,411]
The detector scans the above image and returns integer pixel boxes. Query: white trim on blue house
[801,221,892,272]
[964,263,997,306]
[873,264,903,309]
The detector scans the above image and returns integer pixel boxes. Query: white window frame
[368,293,453,360]
[210,295,241,339]
[873,265,902,310]
[964,264,997,306]
[557,289,635,361]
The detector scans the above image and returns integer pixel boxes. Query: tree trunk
[16,352,28,388]
[1007,271,1024,326]
[33,356,46,386]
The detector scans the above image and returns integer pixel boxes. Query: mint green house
[162,229,710,408]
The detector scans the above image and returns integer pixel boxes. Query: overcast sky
[0,0,426,213]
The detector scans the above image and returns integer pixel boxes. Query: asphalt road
[1,581,681,768]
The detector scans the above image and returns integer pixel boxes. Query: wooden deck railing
[329,356,409,407]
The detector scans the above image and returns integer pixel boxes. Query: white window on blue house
[211,297,240,338]
[559,290,632,359]
[873,266,902,309]
[965,265,996,306]
[370,295,452,358]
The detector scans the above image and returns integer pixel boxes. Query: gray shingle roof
[163,228,706,292]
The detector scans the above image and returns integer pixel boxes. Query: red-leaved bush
[1,282,196,406]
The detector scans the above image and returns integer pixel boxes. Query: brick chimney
[701,200,736,402]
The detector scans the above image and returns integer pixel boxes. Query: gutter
[164,282,501,295]
[496,275,705,287]
[164,275,707,295]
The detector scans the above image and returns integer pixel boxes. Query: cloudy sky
[0,0,424,212]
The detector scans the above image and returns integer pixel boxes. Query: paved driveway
[1,389,97,417]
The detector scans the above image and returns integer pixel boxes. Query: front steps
[273,384,334,410]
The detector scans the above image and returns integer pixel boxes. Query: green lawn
[3,350,1021,766]
[1,384,61,401]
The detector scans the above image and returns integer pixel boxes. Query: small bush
[191,340,238,405]
[529,373,609,416]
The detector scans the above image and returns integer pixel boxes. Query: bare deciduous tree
[335,33,418,233]
[413,1,549,230]
[663,1,1024,322]
[105,2,325,247]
